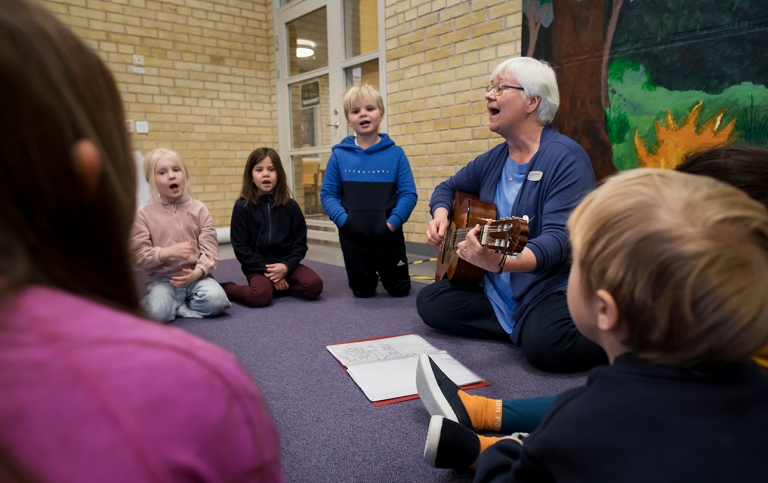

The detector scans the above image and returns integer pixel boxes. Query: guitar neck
[449,219,527,256]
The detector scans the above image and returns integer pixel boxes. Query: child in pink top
[0,1,282,480]
[130,148,231,322]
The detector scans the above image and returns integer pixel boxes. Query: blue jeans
[141,275,231,322]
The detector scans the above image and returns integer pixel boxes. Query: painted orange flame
[635,101,735,169]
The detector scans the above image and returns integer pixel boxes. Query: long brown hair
[0,0,140,313]
[239,147,292,206]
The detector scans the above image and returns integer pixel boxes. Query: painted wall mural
[522,0,768,181]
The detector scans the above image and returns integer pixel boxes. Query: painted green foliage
[523,0,768,171]
[606,0,768,170]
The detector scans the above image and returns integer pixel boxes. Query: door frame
[274,0,386,191]
[275,0,343,191]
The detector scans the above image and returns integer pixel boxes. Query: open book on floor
[326,333,488,406]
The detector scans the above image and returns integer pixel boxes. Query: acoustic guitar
[435,192,530,282]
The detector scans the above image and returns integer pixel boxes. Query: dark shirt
[475,352,768,482]
[229,195,308,275]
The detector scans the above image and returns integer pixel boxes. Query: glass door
[275,0,384,221]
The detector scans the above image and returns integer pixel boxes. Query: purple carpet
[175,259,587,482]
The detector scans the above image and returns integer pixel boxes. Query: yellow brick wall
[384,0,522,243]
[39,0,523,244]
[41,0,276,227]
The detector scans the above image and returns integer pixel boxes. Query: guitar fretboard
[447,221,525,254]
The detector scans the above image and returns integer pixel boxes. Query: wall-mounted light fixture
[296,39,316,58]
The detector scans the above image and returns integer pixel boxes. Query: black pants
[416,278,607,373]
[339,234,411,298]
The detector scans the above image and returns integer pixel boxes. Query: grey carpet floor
[175,259,587,482]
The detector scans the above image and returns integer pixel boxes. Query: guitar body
[435,192,497,282]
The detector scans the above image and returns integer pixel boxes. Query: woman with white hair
[418,57,606,373]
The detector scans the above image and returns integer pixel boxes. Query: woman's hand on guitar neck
[457,224,500,272]
[458,223,538,274]
[426,208,450,247]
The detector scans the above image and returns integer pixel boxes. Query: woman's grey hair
[490,57,560,125]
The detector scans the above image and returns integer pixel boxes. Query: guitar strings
[449,225,519,247]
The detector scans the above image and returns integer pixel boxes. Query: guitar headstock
[479,216,530,257]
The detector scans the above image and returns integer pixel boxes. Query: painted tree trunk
[526,2,547,58]
[549,0,616,182]
[601,0,624,108]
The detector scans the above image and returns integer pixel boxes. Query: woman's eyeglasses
[486,84,525,96]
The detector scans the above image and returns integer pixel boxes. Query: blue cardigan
[429,125,595,342]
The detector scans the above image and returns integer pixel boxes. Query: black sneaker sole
[423,415,480,469]
[415,354,460,423]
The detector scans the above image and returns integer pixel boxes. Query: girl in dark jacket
[223,148,323,307]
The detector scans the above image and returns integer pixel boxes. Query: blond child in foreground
[421,168,768,482]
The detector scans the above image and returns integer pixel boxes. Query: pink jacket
[0,285,283,482]
[130,196,219,277]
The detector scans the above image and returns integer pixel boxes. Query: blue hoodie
[320,134,417,242]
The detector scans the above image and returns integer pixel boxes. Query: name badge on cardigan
[527,171,543,181]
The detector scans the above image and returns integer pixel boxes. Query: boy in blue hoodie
[320,84,417,298]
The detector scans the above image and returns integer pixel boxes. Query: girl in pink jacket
[130,148,230,322]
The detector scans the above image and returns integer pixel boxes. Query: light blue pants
[142,275,231,323]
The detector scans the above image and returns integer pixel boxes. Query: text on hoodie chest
[342,168,394,181]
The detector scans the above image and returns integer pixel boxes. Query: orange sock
[457,390,502,431]
[469,435,501,470]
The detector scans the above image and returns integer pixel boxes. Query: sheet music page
[346,352,483,402]
[326,334,440,367]
[326,334,484,402]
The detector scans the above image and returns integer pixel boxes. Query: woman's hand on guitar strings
[426,208,450,247]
